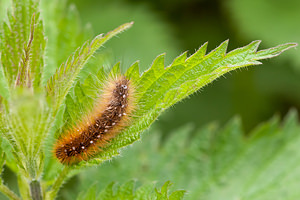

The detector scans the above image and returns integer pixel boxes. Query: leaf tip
[251,40,262,50]
[283,42,298,49]
[123,21,134,30]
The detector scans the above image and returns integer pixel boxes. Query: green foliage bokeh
[0,0,299,199]
[57,0,300,199]
[70,0,300,134]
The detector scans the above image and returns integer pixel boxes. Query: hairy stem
[0,183,21,200]
[30,180,43,200]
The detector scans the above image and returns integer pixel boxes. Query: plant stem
[30,180,43,200]
[45,166,70,200]
[0,183,21,200]
[17,174,31,200]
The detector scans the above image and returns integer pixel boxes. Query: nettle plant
[0,0,297,200]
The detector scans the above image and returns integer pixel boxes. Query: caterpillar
[54,76,134,165]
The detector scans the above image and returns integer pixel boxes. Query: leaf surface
[63,40,296,167]
[78,110,300,200]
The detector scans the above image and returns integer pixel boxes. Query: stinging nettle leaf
[2,0,297,200]
[54,39,296,171]
[93,41,297,164]
[0,0,44,89]
[46,22,134,115]
[78,110,300,200]
[91,180,184,200]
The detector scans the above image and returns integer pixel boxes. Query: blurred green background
[63,0,300,198]
[69,0,300,133]
[59,0,300,198]
[2,0,300,199]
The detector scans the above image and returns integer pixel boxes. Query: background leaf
[59,110,300,200]
[68,0,181,71]
[46,22,133,115]
[75,180,185,200]
[1,0,299,199]
[49,40,296,171]
[70,0,300,135]
[40,0,93,83]
[226,0,300,69]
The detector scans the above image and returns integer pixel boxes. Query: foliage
[0,0,297,199]
[75,110,300,200]
[52,39,296,170]
[40,0,93,82]
[76,181,185,200]
[226,0,300,68]
[68,0,181,72]
[101,0,300,134]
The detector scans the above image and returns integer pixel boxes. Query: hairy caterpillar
[54,76,134,165]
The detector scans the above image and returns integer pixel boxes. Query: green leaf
[50,67,107,141]
[134,41,296,112]
[0,0,11,23]
[69,0,181,71]
[93,180,184,200]
[0,59,10,100]
[116,180,135,199]
[46,22,133,115]
[156,181,185,200]
[2,90,52,179]
[78,110,300,200]
[96,182,115,200]
[169,190,186,200]
[0,0,46,88]
[28,14,46,89]
[68,40,296,167]
[125,61,140,81]
[76,184,96,200]
[133,182,156,200]
[226,0,300,69]
[156,181,171,199]
[40,0,94,83]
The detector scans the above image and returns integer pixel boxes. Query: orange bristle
[54,76,135,165]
